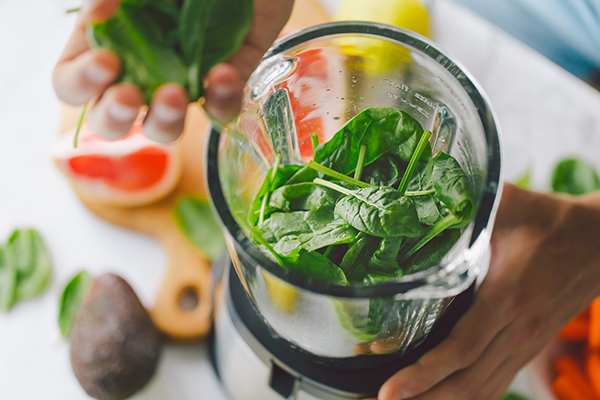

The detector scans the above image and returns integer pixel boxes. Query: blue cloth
[451,0,600,82]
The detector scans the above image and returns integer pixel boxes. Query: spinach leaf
[58,271,93,338]
[89,2,189,103]
[174,196,225,261]
[398,130,433,195]
[248,163,303,226]
[8,229,52,301]
[282,249,348,285]
[199,0,253,77]
[316,179,422,238]
[514,165,533,190]
[257,212,312,242]
[314,107,429,175]
[361,153,405,187]
[0,245,17,311]
[551,158,600,195]
[177,0,212,99]
[407,162,443,225]
[340,232,380,282]
[89,0,253,103]
[273,236,301,256]
[284,165,318,185]
[334,298,385,341]
[305,205,337,232]
[368,237,403,273]
[401,229,461,274]
[500,393,532,400]
[297,220,358,252]
[431,151,475,226]
[269,183,340,212]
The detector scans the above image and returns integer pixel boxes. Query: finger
[54,0,121,105]
[204,0,294,124]
[203,63,245,125]
[378,290,509,400]
[396,327,511,400]
[143,84,188,143]
[86,83,143,140]
[59,0,121,62]
[474,355,530,400]
[53,49,120,105]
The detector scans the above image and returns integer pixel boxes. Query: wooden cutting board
[59,0,330,341]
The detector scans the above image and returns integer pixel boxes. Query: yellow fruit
[333,0,431,74]
[261,271,301,313]
[334,0,430,38]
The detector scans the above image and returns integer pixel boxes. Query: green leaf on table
[500,392,531,400]
[514,165,533,190]
[314,107,429,175]
[58,271,93,338]
[0,245,17,312]
[8,229,52,301]
[174,196,225,261]
[315,180,421,238]
[551,158,600,195]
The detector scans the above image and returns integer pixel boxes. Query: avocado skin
[70,273,163,400]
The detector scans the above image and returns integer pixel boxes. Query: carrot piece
[590,298,600,350]
[553,373,600,400]
[555,356,586,377]
[587,352,600,398]
[559,316,591,342]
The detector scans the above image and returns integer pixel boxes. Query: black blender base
[218,264,475,396]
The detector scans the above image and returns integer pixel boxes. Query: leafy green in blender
[247,107,475,286]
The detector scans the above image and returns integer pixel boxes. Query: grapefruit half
[53,113,183,207]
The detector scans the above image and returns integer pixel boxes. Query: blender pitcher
[207,22,502,400]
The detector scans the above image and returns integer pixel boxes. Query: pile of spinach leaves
[87,0,253,103]
[248,107,475,286]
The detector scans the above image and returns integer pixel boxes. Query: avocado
[70,274,163,400]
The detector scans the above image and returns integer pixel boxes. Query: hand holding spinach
[54,0,295,142]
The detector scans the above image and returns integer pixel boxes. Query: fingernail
[211,84,237,101]
[152,103,185,124]
[394,392,409,400]
[107,102,138,122]
[142,121,181,144]
[85,63,113,84]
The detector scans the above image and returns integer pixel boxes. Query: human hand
[53,0,294,142]
[370,183,600,400]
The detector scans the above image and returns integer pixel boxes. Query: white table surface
[1,0,599,399]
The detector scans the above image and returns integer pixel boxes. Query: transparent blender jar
[207,22,502,359]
